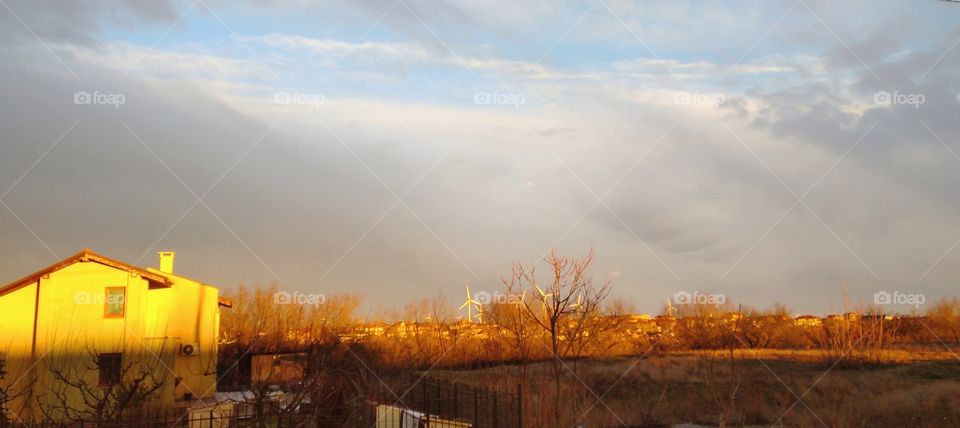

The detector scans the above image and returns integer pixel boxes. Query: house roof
[0,249,172,298]
[0,249,232,308]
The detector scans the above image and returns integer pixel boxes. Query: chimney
[158,251,175,274]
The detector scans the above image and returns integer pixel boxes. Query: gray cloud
[3,1,960,317]
[0,0,179,47]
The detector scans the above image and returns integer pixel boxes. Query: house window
[103,287,125,318]
[98,353,122,387]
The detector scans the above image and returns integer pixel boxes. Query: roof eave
[0,249,173,297]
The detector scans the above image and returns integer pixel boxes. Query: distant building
[860,314,895,322]
[0,249,231,423]
[794,315,822,327]
[825,312,861,322]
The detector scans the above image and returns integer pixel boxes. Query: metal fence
[6,378,522,428]
[383,377,523,428]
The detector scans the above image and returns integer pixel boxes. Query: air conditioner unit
[179,342,199,357]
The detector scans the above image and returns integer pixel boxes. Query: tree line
[4,249,960,427]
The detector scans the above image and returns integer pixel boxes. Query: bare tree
[927,297,960,343]
[218,284,376,426]
[504,248,611,427]
[40,346,166,425]
[0,347,36,427]
[400,294,462,366]
[0,356,7,427]
[0,355,24,427]
[813,291,896,365]
[567,299,627,360]
[486,299,538,364]
[738,304,796,349]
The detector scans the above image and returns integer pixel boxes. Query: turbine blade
[535,285,548,298]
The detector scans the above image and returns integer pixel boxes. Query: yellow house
[0,249,231,423]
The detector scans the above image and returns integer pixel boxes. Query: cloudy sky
[1,0,959,316]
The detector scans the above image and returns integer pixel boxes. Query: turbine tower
[459,285,481,323]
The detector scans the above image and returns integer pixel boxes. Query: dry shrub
[861,381,960,426]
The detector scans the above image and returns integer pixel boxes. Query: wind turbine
[534,284,553,300]
[514,289,527,305]
[459,285,481,323]
[665,299,676,317]
[569,293,583,312]
[533,284,554,319]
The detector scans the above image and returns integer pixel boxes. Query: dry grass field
[433,347,960,427]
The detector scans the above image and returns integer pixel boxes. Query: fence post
[492,391,499,428]
[473,386,479,428]
[453,383,459,418]
[516,383,522,428]
[422,379,428,414]
[425,379,432,427]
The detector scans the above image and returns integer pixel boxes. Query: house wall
[143,268,219,402]
[30,262,156,421]
[0,259,222,422]
[0,281,39,421]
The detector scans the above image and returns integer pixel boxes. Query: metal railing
[6,378,522,428]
